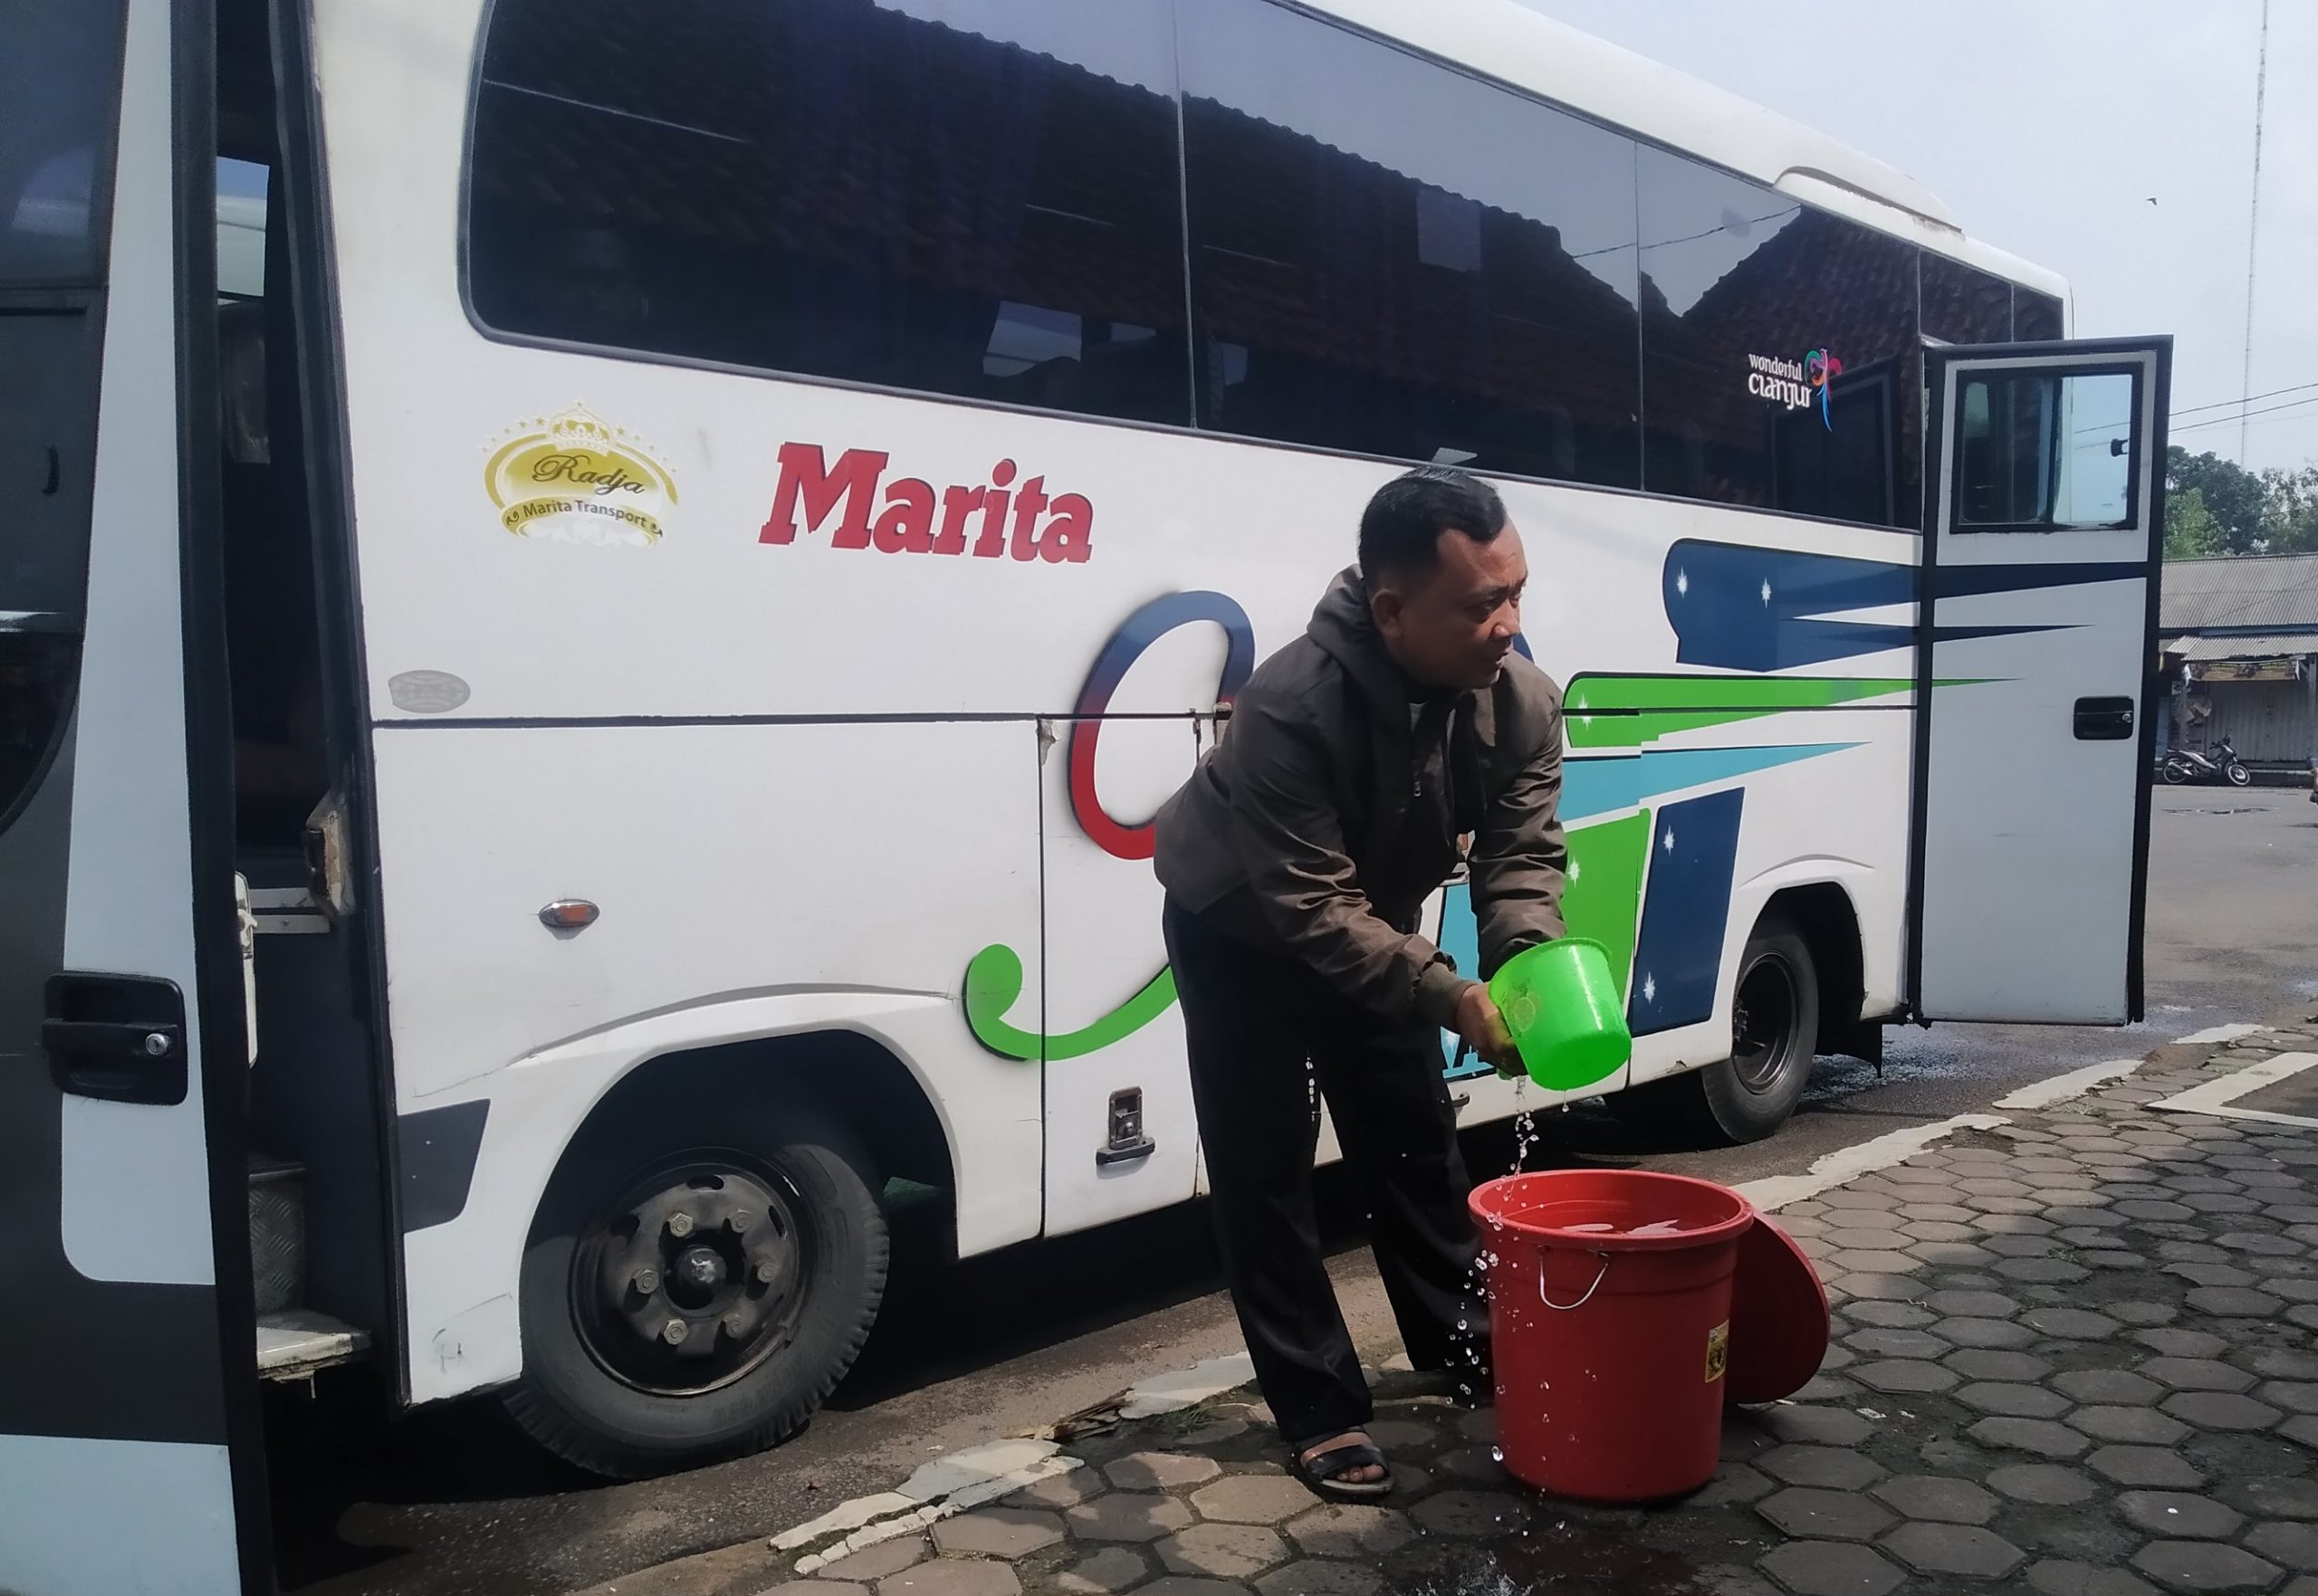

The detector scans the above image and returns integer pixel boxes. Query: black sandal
[1288,1436,1395,1502]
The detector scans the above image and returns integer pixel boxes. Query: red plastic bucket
[1471,1169,1757,1503]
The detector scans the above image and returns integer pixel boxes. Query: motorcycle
[2162,738,2251,788]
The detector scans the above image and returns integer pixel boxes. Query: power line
[2172,378,2318,419]
[2240,0,2271,463]
[2170,393,2318,438]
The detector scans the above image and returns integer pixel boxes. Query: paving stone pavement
[741,1021,2318,1596]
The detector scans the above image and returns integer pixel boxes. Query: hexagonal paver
[2130,1541,2284,1594]
[2055,1369,2166,1406]
[1758,1540,1906,1596]
[2163,1392,2284,1432]
[1409,1490,1524,1539]
[1758,1446,1886,1490]
[1989,1464,2099,1505]
[1068,1492,1199,1543]
[2242,1351,2318,1383]
[1756,1487,1897,1543]
[1883,1522,2027,1579]
[1871,1475,2000,1524]
[1958,1381,2074,1419]
[2285,1418,2318,1453]
[2140,1330,2232,1360]
[1927,1290,2021,1318]
[1753,1407,1874,1448]
[1106,1452,1223,1491]
[2144,1358,2260,1393]
[2070,1406,2195,1446]
[1969,1418,2091,1459]
[1847,1301,1937,1330]
[1155,1523,1288,1581]
[825,1540,929,1582]
[1946,1348,2053,1381]
[2088,1447,2208,1489]
[1696,1464,1778,1509]
[2260,1385,2318,1417]
[1055,1546,1152,1595]
[2023,1308,2122,1340]
[765,1584,871,1596]
[1008,1469,1106,1511]
[933,1509,1066,1561]
[1282,1505,1413,1560]
[2024,1557,2165,1595]
[1853,1359,1959,1395]
[2246,1524,2318,1572]
[2222,1480,2318,1522]
[2117,1493,2245,1541]
[1932,1316,2041,1350]
[1255,1563,1384,1596]
[2190,1288,2288,1318]
[1144,1581,1260,1596]
[876,1562,1023,1596]
[1851,1328,1949,1359]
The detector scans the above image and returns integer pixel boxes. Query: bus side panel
[369,722,1043,1404]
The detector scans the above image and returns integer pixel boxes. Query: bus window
[1955,367,2136,531]
[1921,253,2014,346]
[465,0,1191,427]
[1638,145,1918,527]
[1177,0,1642,487]
[1,1,126,283]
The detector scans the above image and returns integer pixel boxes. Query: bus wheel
[1688,915,1819,1145]
[504,1098,887,1478]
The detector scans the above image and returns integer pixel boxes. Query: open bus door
[1911,338,2172,1025]
[1,0,273,1590]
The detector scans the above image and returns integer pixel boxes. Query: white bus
[2,0,2169,1582]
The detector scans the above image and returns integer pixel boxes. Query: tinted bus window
[0,0,126,283]
[2016,289,2064,342]
[1639,148,1918,527]
[467,0,1192,426]
[1920,253,2013,346]
[1178,0,1643,487]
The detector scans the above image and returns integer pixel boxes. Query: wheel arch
[1758,881,1873,1066]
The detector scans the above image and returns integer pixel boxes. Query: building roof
[2170,631,2318,663]
[2160,553,2318,634]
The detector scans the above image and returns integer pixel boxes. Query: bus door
[0,0,270,1590]
[1911,339,2171,1025]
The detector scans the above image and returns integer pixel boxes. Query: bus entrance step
[256,1309,369,1382]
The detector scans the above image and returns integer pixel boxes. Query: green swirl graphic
[963,942,1178,1062]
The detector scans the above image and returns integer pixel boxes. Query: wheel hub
[571,1162,805,1395]
[1731,956,1799,1094]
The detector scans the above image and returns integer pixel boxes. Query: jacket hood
[1307,567,1430,724]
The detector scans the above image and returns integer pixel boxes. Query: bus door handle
[2073,697,2135,741]
[41,973,188,1105]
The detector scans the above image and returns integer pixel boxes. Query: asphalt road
[268,788,2318,1596]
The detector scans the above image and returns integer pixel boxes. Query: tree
[2165,486,2224,559]
[2260,464,2318,554]
[2167,447,2268,554]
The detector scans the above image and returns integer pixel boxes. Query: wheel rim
[1729,951,1802,1096]
[568,1154,810,1397]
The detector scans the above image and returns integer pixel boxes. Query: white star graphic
[1760,578,1774,606]
[1675,569,1689,597]
[1570,858,1584,882]
[1642,972,1657,1003]
[1662,828,1677,853]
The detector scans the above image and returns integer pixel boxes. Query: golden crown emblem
[545,406,617,452]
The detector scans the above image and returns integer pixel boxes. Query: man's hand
[1451,983,1523,1077]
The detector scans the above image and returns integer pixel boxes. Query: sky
[1518,0,2318,475]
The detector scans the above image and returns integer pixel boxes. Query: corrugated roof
[2169,631,2318,663]
[2160,553,2318,632]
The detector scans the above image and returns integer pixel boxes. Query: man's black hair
[1357,466,1508,585]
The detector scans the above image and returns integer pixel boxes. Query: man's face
[1371,523,1528,692]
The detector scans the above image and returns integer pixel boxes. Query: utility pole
[2240,0,2271,465]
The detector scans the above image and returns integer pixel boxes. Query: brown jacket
[1154,569,1568,1027]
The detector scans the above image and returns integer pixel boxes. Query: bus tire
[1685,914,1820,1145]
[503,1096,887,1479]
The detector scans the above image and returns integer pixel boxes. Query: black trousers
[1164,899,1488,1447]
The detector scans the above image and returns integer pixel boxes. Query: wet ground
[266,789,2318,1595]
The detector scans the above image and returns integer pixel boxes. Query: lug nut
[661,1319,689,1345]
[754,1259,780,1285]
[631,1267,659,1295]
[723,1312,748,1337]
[727,1209,753,1233]
[666,1212,694,1238]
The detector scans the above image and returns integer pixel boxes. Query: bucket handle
[1538,1250,1612,1311]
